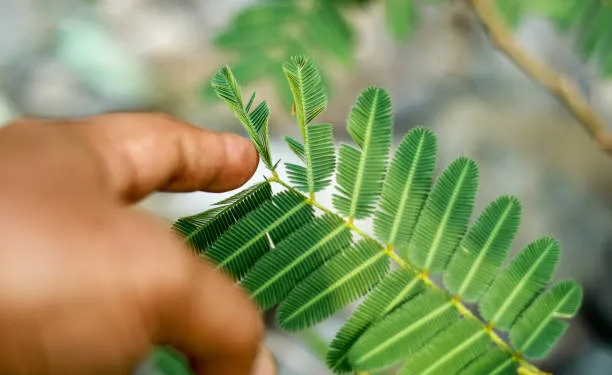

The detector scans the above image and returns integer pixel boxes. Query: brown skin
[0,113,275,375]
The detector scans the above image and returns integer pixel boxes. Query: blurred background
[1,0,612,374]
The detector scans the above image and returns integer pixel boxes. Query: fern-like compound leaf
[349,290,458,372]
[399,319,491,375]
[327,268,424,373]
[241,213,352,311]
[458,347,515,375]
[283,55,327,131]
[479,237,561,330]
[333,87,393,219]
[175,55,584,375]
[172,182,273,252]
[277,239,389,331]
[211,66,274,169]
[444,195,521,302]
[206,191,314,280]
[285,124,336,194]
[374,127,437,251]
[407,157,479,273]
[510,279,583,359]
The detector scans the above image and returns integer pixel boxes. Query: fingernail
[251,346,277,375]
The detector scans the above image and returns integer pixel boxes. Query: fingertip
[73,111,263,199]
[213,133,259,191]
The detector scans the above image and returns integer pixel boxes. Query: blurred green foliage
[202,0,356,109]
[497,0,612,75]
[150,347,191,375]
[204,0,612,115]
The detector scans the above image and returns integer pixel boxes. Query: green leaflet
[283,55,327,132]
[444,195,521,302]
[374,127,437,251]
[385,0,417,40]
[172,182,273,252]
[458,347,516,375]
[348,290,458,372]
[211,66,274,169]
[245,90,257,113]
[400,319,491,375]
[241,213,352,311]
[277,239,389,331]
[285,135,306,162]
[206,191,314,280]
[333,87,393,220]
[407,157,479,273]
[479,237,561,330]
[285,124,336,194]
[327,268,424,373]
[510,280,583,359]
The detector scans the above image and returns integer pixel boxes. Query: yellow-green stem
[270,177,548,375]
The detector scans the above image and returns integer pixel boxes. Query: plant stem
[468,0,612,157]
[270,177,549,375]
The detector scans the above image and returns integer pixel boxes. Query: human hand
[0,113,275,375]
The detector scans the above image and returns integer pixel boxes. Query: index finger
[76,112,260,203]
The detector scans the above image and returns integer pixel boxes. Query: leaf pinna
[282,55,327,133]
[173,56,583,375]
[211,66,274,170]
[374,127,437,252]
[283,56,335,197]
[172,181,272,252]
[327,268,424,372]
[333,86,393,220]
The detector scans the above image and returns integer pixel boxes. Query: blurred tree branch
[469,0,612,157]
